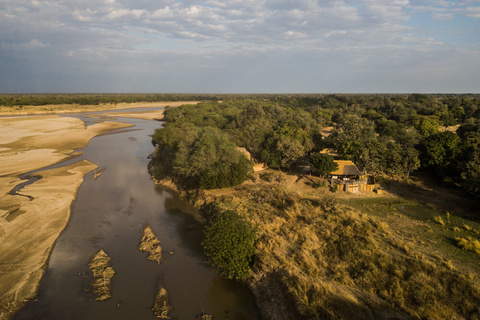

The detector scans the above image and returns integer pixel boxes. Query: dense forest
[150,94,480,200]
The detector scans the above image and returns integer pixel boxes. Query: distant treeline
[150,94,480,199]
[2,92,480,107]
[0,93,217,106]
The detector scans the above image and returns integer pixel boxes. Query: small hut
[330,160,362,181]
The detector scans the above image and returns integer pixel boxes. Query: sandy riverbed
[0,115,134,319]
[0,101,199,117]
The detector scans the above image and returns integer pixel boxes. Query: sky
[0,0,479,93]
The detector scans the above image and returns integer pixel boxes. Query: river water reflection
[15,114,259,320]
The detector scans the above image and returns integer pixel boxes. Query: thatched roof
[331,160,361,176]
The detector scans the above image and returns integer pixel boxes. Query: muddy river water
[15,111,259,320]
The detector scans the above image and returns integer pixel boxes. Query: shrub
[433,216,445,227]
[203,210,258,279]
[455,237,480,255]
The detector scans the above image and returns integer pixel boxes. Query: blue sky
[0,0,479,93]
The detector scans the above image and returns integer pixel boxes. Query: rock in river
[88,249,115,301]
[138,224,162,263]
[152,285,173,319]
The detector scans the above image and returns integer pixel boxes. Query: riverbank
[0,101,199,117]
[0,115,134,319]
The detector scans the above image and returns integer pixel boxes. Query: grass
[192,178,480,320]
[455,237,480,255]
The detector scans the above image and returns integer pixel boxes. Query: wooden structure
[329,160,377,193]
[330,160,362,181]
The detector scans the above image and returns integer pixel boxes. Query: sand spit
[138,225,162,264]
[88,249,115,302]
[0,115,133,176]
[0,115,133,320]
[152,286,173,319]
[101,101,199,121]
[103,110,167,121]
[0,101,200,117]
[0,160,97,319]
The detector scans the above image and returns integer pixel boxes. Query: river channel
[15,110,259,320]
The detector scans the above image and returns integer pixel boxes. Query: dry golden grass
[190,173,480,320]
[455,237,480,255]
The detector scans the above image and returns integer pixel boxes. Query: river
[14,110,259,320]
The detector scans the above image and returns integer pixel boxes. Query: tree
[173,127,252,189]
[310,153,339,177]
[203,211,258,279]
[419,131,461,181]
[260,134,305,170]
[415,116,439,136]
[151,124,252,189]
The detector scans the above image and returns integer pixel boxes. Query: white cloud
[432,11,453,19]
[464,6,480,17]
[0,0,478,92]
[106,8,146,19]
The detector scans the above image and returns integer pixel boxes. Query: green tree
[203,211,258,279]
[260,134,305,170]
[415,116,439,136]
[173,127,252,189]
[463,158,480,200]
[419,131,461,181]
[310,153,339,177]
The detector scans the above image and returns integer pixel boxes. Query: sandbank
[102,109,166,121]
[101,100,199,121]
[0,101,199,117]
[0,115,133,319]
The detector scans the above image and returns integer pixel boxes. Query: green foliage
[202,210,258,279]
[151,125,252,189]
[310,153,338,176]
[419,131,461,179]
[415,116,439,136]
[260,134,306,170]
[0,93,218,106]
[147,94,480,200]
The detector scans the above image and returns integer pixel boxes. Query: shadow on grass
[378,171,480,222]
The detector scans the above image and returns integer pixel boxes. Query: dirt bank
[0,115,133,319]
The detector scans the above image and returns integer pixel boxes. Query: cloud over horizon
[0,0,479,93]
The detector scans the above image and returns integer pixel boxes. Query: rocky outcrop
[138,225,162,263]
[88,249,115,301]
[152,286,173,319]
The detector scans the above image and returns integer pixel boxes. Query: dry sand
[0,101,199,117]
[103,110,167,121]
[0,115,134,319]
[101,100,199,121]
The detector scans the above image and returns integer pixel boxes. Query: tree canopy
[310,153,339,176]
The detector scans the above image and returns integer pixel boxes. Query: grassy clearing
[343,196,480,276]
[192,177,480,320]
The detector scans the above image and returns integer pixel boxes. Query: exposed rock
[138,224,162,263]
[88,249,115,301]
[152,286,173,319]
[197,312,213,320]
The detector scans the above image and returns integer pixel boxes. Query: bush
[203,210,258,279]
